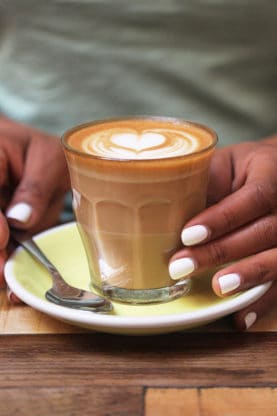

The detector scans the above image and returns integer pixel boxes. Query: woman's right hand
[0,115,71,290]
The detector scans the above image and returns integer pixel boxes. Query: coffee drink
[62,117,217,304]
[67,118,211,159]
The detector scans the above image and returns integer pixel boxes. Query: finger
[0,211,10,249]
[0,148,9,187]
[0,148,11,209]
[25,193,66,236]
[7,287,23,304]
[212,248,277,297]
[0,135,26,184]
[5,136,69,230]
[0,134,26,210]
[0,250,8,289]
[232,280,277,331]
[206,147,233,206]
[169,214,277,280]
[181,179,277,247]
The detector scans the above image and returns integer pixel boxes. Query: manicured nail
[244,312,257,330]
[181,225,209,246]
[169,258,196,280]
[6,203,32,223]
[218,273,241,294]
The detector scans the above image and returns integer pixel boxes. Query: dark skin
[0,116,70,291]
[1,116,276,329]
[170,136,277,330]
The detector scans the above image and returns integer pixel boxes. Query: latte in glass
[62,117,217,304]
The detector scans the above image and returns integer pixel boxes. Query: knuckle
[251,260,271,284]
[253,217,277,248]
[17,180,44,201]
[219,206,238,230]
[251,182,277,212]
[207,242,228,266]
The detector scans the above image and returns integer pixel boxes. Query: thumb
[5,136,69,230]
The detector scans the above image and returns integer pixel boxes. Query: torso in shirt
[0,0,277,144]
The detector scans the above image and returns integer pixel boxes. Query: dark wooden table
[0,292,276,416]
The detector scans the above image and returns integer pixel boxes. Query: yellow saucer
[4,223,271,335]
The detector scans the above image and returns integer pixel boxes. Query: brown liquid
[63,118,216,292]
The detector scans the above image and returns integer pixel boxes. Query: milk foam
[82,128,199,159]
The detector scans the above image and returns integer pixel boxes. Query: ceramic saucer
[4,222,271,335]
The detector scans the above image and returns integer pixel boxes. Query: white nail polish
[6,203,32,223]
[181,225,209,246]
[244,312,257,330]
[218,273,241,294]
[169,258,195,280]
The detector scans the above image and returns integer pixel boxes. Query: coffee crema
[66,118,214,160]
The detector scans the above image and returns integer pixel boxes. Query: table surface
[0,290,276,416]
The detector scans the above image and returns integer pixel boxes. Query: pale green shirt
[0,0,277,146]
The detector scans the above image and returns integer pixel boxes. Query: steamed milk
[64,118,216,292]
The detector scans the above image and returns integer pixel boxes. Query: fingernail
[218,273,241,294]
[244,312,257,330]
[181,225,209,246]
[169,258,196,280]
[6,203,32,223]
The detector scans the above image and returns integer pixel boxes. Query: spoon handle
[16,237,58,274]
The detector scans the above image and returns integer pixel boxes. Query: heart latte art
[66,118,214,161]
[81,128,200,159]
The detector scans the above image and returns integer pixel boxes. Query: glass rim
[61,116,218,163]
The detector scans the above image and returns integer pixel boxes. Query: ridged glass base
[92,279,191,305]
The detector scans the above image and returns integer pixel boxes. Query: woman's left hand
[169,136,277,330]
